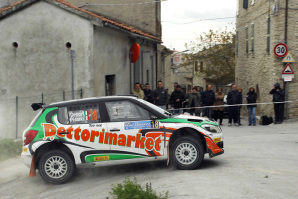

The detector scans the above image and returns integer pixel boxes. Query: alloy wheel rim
[175,142,197,165]
[44,156,68,179]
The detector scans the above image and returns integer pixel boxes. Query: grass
[0,138,23,161]
[109,177,168,199]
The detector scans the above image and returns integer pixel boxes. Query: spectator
[246,87,257,126]
[132,82,144,99]
[169,85,185,115]
[213,87,225,125]
[196,86,201,94]
[186,87,201,116]
[200,87,204,95]
[143,83,153,103]
[173,82,178,92]
[152,81,169,110]
[269,83,285,124]
[238,88,243,125]
[227,84,242,126]
[140,84,145,90]
[201,84,215,118]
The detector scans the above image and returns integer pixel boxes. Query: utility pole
[284,0,289,119]
[70,50,76,100]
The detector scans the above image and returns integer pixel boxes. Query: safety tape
[168,99,298,111]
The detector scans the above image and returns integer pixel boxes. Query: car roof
[44,95,138,108]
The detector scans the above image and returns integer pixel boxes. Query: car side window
[105,101,151,122]
[58,103,100,124]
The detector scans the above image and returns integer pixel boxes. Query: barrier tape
[167,99,298,111]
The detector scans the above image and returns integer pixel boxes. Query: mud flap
[29,156,36,177]
[167,145,170,166]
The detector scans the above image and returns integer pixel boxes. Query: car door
[58,103,109,164]
[104,100,166,161]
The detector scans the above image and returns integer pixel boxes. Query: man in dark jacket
[152,81,169,110]
[169,85,185,115]
[227,84,242,126]
[143,83,154,103]
[270,83,285,124]
[201,85,215,118]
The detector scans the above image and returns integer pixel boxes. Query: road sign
[282,51,295,62]
[283,76,292,82]
[274,43,288,57]
[282,63,294,74]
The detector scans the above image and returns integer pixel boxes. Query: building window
[251,24,254,54]
[200,61,203,72]
[266,17,271,55]
[243,0,248,9]
[245,26,248,54]
[236,31,239,54]
[194,61,198,72]
[105,75,115,96]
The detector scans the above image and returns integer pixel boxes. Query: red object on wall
[129,43,140,63]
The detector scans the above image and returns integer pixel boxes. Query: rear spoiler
[31,103,45,111]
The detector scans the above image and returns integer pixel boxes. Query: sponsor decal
[23,147,28,152]
[124,121,159,130]
[69,109,98,123]
[124,121,151,130]
[94,156,109,161]
[41,123,162,151]
[214,138,221,143]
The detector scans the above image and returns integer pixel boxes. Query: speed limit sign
[274,43,288,57]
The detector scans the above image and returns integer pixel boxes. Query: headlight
[201,124,221,133]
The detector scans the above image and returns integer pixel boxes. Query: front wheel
[38,150,75,184]
[170,136,204,170]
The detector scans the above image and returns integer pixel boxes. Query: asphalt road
[1,119,298,199]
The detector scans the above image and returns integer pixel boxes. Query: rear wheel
[170,136,204,170]
[38,150,75,184]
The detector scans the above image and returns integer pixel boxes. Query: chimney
[0,0,10,9]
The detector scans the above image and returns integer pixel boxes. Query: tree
[184,27,235,86]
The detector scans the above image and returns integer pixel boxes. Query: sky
[161,0,237,51]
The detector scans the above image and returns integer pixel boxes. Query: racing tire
[170,136,204,170]
[38,150,75,184]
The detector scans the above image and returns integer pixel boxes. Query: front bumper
[204,137,224,158]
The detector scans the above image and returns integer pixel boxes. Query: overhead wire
[162,16,236,25]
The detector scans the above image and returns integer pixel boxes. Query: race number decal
[151,121,159,128]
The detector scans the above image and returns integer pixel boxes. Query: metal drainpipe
[284,0,289,119]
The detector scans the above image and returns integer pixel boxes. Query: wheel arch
[168,127,207,153]
[33,141,75,168]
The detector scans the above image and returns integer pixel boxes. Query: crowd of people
[132,81,284,126]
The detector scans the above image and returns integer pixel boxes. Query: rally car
[21,96,224,184]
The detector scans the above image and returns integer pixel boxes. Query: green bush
[0,139,23,161]
[109,177,168,199]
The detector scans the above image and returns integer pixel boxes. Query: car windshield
[136,99,172,118]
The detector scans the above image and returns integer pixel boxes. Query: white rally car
[21,96,224,184]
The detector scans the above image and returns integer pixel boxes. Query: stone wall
[236,0,298,118]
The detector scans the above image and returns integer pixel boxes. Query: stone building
[160,51,216,94]
[236,0,298,118]
[0,0,161,138]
